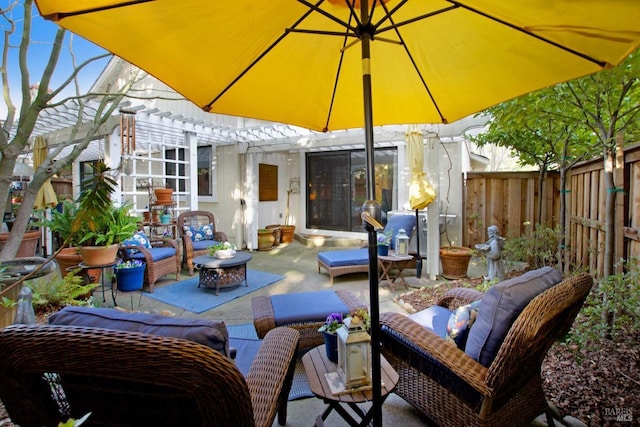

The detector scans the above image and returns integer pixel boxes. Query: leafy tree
[0,0,142,257]
[473,50,640,275]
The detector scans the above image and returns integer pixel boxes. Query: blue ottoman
[251,289,366,349]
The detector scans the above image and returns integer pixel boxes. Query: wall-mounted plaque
[259,163,278,201]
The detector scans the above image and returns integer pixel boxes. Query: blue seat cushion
[192,239,219,251]
[129,247,176,261]
[229,337,262,377]
[384,214,417,250]
[49,306,230,357]
[465,266,562,367]
[409,305,451,338]
[271,290,349,325]
[318,248,369,267]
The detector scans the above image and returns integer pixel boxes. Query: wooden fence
[462,171,560,248]
[462,143,640,278]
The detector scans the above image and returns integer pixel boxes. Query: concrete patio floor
[103,239,489,426]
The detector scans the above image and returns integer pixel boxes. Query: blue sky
[2,2,109,116]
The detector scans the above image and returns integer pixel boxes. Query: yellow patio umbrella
[33,136,58,210]
[33,1,640,424]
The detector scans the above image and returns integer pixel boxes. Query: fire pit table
[193,252,252,295]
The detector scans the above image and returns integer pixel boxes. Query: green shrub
[26,271,98,314]
[567,257,640,350]
[503,223,561,269]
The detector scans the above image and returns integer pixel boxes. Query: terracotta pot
[280,225,295,243]
[0,230,41,258]
[55,247,102,283]
[265,225,282,246]
[79,244,119,267]
[154,188,174,205]
[439,246,473,279]
[257,229,275,251]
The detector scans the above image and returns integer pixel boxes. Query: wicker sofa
[0,307,300,427]
[379,268,593,427]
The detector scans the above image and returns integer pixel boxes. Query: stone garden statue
[13,286,36,324]
[475,225,506,282]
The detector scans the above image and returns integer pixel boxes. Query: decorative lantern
[395,228,410,257]
[336,315,371,389]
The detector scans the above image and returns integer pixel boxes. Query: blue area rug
[145,270,284,314]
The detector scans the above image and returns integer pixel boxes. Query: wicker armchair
[119,238,180,293]
[178,210,228,275]
[380,273,593,427]
[0,324,299,427]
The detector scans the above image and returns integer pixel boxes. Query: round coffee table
[193,252,252,295]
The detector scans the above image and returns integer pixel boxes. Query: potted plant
[318,312,344,362]
[439,245,473,279]
[377,229,392,256]
[73,162,139,266]
[257,228,275,250]
[207,241,237,259]
[115,259,146,292]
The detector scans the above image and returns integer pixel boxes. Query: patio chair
[379,269,593,427]
[119,236,181,293]
[0,320,300,426]
[178,210,228,275]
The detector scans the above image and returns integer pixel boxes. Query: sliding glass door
[306,148,397,231]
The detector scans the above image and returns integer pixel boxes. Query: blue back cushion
[183,223,215,242]
[49,306,230,357]
[465,266,562,366]
[384,214,417,250]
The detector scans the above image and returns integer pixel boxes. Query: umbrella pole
[359,1,382,425]
[415,209,422,278]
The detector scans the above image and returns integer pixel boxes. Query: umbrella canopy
[33,137,58,210]
[33,1,640,425]
[36,1,640,133]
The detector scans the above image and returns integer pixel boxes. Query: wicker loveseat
[178,210,228,275]
[379,268,593,427]
[0,307,300,427]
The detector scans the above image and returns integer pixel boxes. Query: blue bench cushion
[409,305,451,338]
[129,247,176,261]
[49,306,230,357]
[465,266,562,366]
[318,248,369,267]
[271,290,349,325]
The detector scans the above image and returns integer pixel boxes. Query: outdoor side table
[193,252,252,295]
[302,344,399,427]
[78,261,117,302]
[377,252,413,291]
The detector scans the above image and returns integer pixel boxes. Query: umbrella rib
[41,0,152,21]
[204,5,324,112]
[382,2,448,123]
[451,1,609,68]
[298,0,360,33]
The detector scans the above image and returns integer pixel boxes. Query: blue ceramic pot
[323,331,339,363]
[378,245,389,256]
[116,264,145,292]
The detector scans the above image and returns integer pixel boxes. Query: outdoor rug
[145,270,284,314]
[227,323,314,401]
